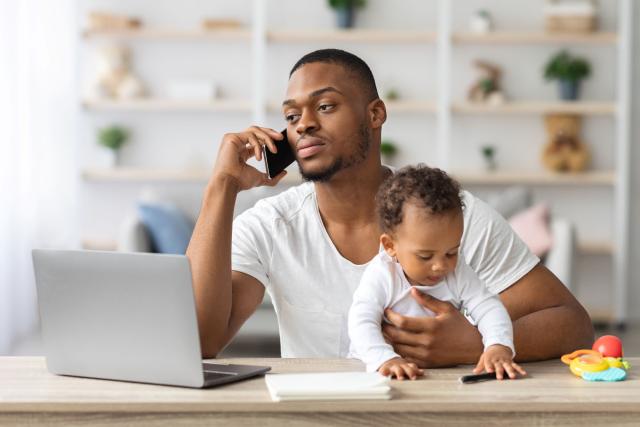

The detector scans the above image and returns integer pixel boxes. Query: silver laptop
[32,249,270,388]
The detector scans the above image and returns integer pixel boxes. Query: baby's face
[384,203,464,286]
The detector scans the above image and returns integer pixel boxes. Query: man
[186,49,593,366]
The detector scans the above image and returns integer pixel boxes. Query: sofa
[117,184,575,346]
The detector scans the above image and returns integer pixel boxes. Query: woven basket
[544,0,597,33]
[545,15,596,33]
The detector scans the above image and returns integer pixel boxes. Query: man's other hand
[382,288,484,368]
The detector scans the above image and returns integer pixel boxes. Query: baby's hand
[473,344,527,380]
[378,357,424,380]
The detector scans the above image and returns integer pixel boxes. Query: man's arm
[382,264,594,367]
[187,177,266,358]
[186,127,287,358]
[500,263,594,361]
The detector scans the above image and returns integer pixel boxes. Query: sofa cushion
[483,186,532,220]
[508,203,554,257]
[138,203,194,254]
[117,214,153,252]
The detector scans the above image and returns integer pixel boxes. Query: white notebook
[265,372,391,402]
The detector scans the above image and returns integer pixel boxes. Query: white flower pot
[97,148,120,169]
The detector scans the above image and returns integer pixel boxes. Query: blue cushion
[137,203,194,254]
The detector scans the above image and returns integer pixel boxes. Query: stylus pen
[459,372,498,384]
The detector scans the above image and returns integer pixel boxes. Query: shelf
[82,168,304,184]
[453,171,615,186]
[82,168,211,183]
[452,31,617,45]
[82,28,251,41]
[81,239,118,251]
[83,29,617,45]
[267,29,436,43]
[82,28,616,44]
[268,100,436,114]
[588,309,615,326]
[82,98,253,113]
[578,241,613,255]
[452,101,615,115]
[384,100,437,113]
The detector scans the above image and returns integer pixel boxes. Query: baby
[348,165,526,380]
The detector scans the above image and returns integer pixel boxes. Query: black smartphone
[263,129,296,179]
[459,372,500,384]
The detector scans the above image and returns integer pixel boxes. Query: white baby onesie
[348,251,514,372]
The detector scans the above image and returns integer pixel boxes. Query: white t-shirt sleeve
[348,259,400,372]
[461,191,540,295]
[231,201,274,289]
[454,260,515,356]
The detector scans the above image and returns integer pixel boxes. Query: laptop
[32,249,271,388]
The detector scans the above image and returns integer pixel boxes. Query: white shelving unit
[434,0,632,327]
[80,0,632,326]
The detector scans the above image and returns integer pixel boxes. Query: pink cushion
[508,203,554,257]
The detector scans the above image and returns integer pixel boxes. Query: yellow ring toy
[561,349,609,377]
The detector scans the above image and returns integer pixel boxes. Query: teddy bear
[541,114,590,172]
[92,45,145,100]
[467,60,506,105]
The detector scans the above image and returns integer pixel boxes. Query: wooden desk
[1,357,638,426]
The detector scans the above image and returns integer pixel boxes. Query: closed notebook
[265,372,391,402]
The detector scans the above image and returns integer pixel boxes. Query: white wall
[76,0,637,320]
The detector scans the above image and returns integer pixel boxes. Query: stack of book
[265,372,391,402]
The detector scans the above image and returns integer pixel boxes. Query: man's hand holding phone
[212,126,290,192]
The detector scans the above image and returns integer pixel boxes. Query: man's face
[283,62,373,182]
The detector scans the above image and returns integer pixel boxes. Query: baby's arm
[348,263,423,379]
[456,261,526,379]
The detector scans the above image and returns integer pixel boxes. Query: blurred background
[1,0,639,357]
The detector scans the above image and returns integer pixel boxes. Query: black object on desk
[459,372,499,384]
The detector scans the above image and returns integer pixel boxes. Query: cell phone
[263,129,296,179]
[459,372,498,384]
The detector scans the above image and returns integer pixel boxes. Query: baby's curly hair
[376,164,463,233]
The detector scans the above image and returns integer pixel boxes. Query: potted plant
[327,0,366,29]
[469,9,493,34]
[380,139,398,166]
[384,88,400,101]
[97,125,129,167]
[544,50,591,101]
[481,145,497,171]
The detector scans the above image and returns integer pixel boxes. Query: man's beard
[299,124,371,183]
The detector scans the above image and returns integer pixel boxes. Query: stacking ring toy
[561,349,629,382]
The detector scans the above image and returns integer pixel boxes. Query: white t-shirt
[231,182,539,358]
[348,252,514,372]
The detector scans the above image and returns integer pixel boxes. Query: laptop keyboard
[203,371,236,381]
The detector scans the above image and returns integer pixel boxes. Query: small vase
[335,6,354,29]
[559,80,580,101]
[97,148,120,169]
[484,157,497,172]
[470,13,492,34]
